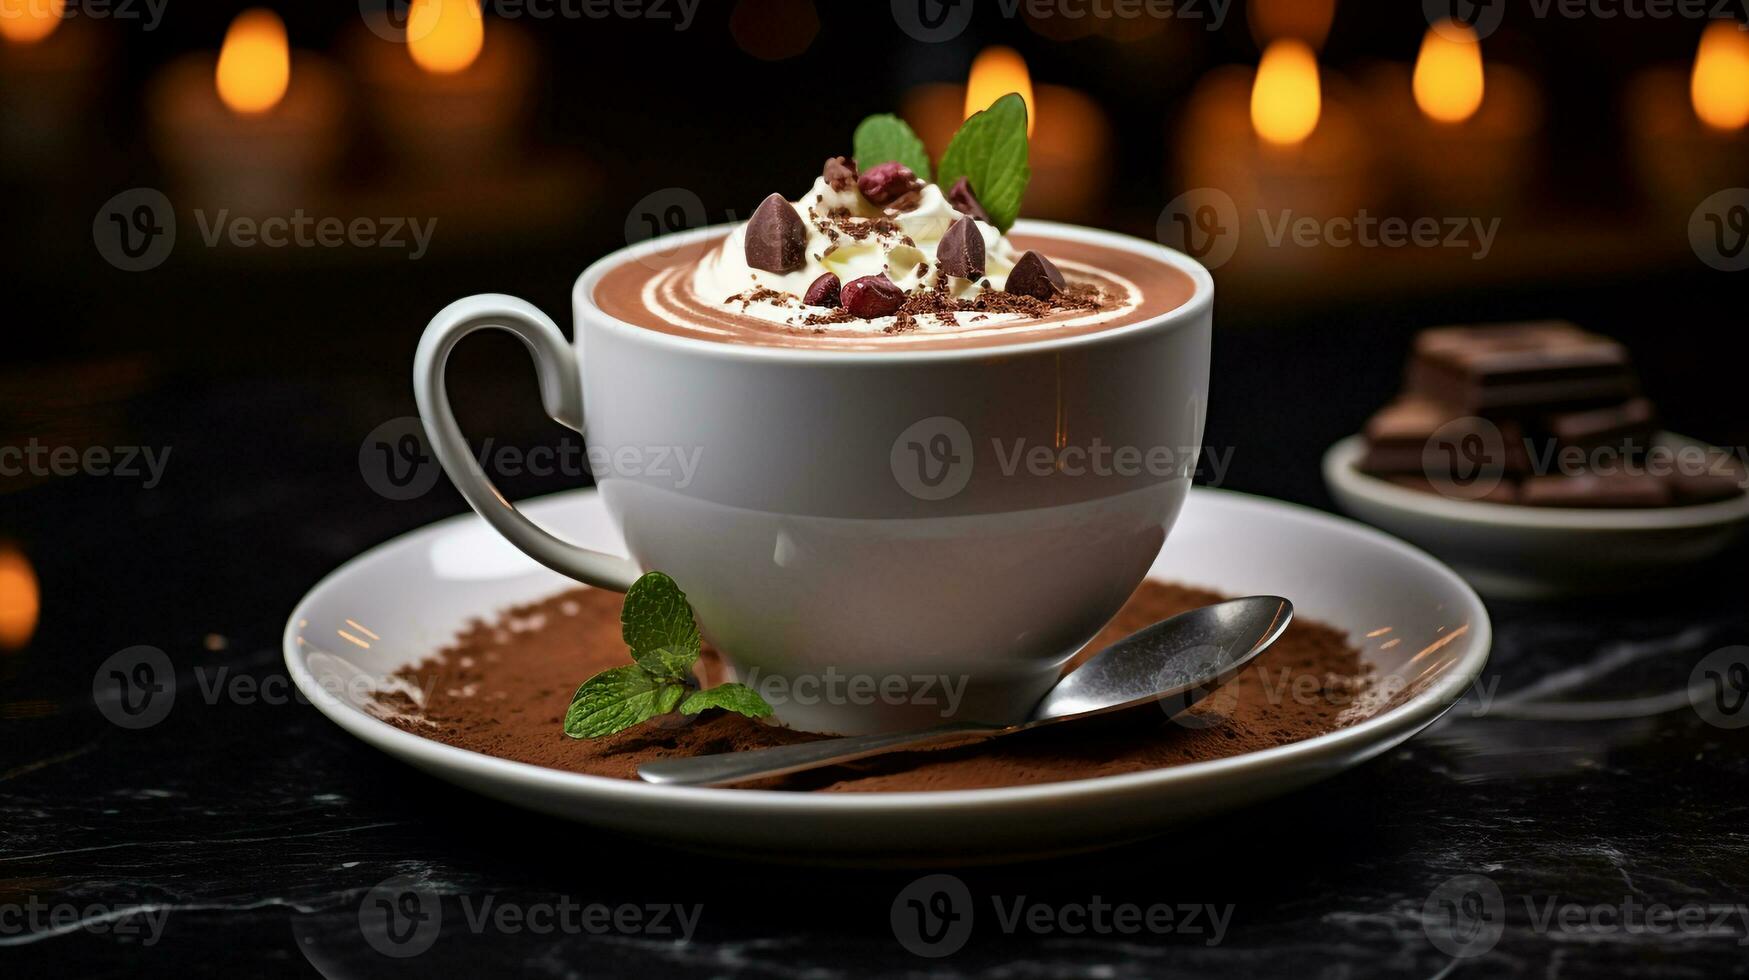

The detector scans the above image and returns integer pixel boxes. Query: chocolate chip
[947,177,991,224]
[858,162,923,206]
[744,193,806,274]
[937,216,985,280]
[822,156,858,193]
[1004,250,1065,299]
[841,275,904,319]
[803,272,841,308]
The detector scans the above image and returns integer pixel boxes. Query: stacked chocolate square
[1357,322,1743,507]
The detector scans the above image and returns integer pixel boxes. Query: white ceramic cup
[415,221,1213,734]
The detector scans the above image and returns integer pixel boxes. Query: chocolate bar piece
[1544,397,1658,451]
[1667,469,1745,506]
[1358,398,1527,475]
[1408,322,1638,415]
[1358,398,1447,474]
[1519,473,1673,509]
[1386,473,1519,504]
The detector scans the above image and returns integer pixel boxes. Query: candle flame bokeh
[0,544,39,650]
[0,0,64,44]
[1251,40,1321,147]
[965,46,1036,136]
[408,0,485,75]
[215,9,290,115]
[1690,20,1749,131]
[1414,20,1486,124]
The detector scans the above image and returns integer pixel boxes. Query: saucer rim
[283,486,1491,812]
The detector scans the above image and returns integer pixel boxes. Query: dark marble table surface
[4,327,1747,979]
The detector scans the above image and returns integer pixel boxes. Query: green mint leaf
[936,93,1030,233]
[563,665,685,739]
[679,683,774,719]
[620,571,699,661]
[853,114,932,182]
[632,642,698,681]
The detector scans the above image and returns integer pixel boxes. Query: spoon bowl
[1030,594,1293,724]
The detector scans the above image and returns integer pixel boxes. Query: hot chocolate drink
[417,98,1214,733]
[593,163,1197,352]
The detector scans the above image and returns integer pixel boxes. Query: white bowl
[1323,434,1749,599]
[286,486,1491,863]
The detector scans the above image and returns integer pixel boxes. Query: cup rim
[571,219,1214,363]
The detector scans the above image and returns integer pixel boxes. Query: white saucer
[1324,434,1749,600]
[284,487,1490,863]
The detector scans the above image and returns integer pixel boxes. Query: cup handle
[414,293,641,593]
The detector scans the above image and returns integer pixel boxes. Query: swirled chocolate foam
[595,232,1197,352]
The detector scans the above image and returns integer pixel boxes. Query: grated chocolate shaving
[725,286,795,310]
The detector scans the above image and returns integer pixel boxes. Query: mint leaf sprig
[563,572,773,739]
[936,93,1030,234]
[851,94,1031,234]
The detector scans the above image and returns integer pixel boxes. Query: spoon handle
[637,721,1002,787]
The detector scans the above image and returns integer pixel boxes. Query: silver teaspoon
[637,595,1293,788]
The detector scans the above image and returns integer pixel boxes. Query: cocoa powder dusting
[375,582,1371,792]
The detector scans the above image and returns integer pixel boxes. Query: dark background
[6,1,1746,490]
[3,1,1748,976]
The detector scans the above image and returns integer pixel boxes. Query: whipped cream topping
[692,177,1027,331]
